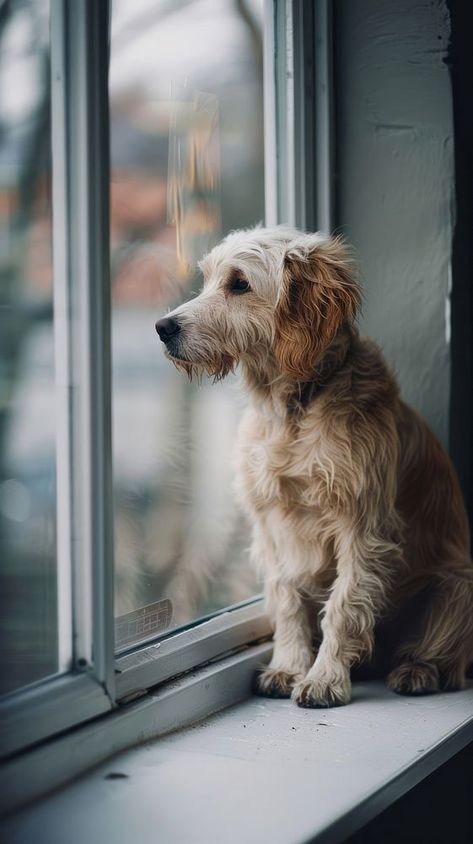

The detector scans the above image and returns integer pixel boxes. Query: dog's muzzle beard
[155,317,235,382]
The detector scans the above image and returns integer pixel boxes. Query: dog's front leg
[255,578,314,698]
[292,527,396,708]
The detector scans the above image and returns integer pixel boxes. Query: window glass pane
[0,0,56,693]
[110,0,264,646]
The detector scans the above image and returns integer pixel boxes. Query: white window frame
[1,0,115,761]
[0,0,334,807]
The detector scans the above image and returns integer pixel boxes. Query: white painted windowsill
[2,677,473,844]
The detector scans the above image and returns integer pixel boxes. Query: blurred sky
[110,0,263,96]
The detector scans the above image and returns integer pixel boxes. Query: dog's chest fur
[235,402,342,583]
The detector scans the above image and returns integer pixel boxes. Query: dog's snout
[155,316,181,341]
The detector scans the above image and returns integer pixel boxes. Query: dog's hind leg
[387,565,473,696]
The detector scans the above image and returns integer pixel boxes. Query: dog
[156,225,473,707]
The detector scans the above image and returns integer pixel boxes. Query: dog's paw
[291,671,351,708]
[253,668,302,698]
[387,660,440,696]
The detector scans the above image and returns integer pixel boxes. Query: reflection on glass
[110,0,264,640]
[0,0,56,693]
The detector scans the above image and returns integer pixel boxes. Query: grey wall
[335,0,454,446]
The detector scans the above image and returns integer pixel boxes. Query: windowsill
[2,670,472,843]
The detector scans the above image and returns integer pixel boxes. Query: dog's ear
[274,234,360,381]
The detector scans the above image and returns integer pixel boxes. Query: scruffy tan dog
[156,226,473,707]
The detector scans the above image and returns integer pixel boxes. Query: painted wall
[335,0,454,445]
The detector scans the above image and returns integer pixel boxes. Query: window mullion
[53,0,115,700]
[267,0,334,232]
[51,0,73,674]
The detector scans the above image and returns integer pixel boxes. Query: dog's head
[156,226,360,382]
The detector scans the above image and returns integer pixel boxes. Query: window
[1,0,289,765]
[0,0,115,759]
[109,0,264,644]
[0,0,325,801]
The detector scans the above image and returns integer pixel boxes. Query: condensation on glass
[110,0,264,642]
[0,0,56,693]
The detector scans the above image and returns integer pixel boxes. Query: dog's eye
[230,276,251,295]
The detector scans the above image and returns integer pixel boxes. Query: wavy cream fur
[159,225,473,707]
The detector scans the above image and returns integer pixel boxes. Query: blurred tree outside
[0,0,56,693]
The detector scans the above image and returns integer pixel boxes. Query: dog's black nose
[155,316,181,341]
